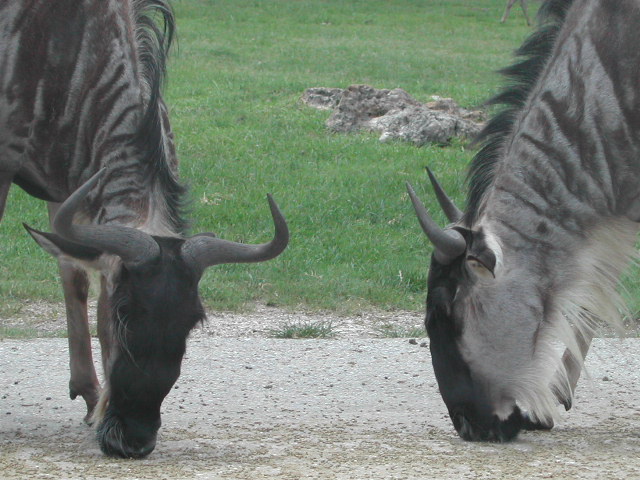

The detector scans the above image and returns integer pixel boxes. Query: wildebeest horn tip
[406,181,466,263]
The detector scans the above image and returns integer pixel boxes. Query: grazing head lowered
[2,0,288,458]
[27,170,288,458]
[408,0,640,442]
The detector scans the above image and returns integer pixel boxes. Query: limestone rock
[325,85,421,133]
[300,87,344,111]
[369,104,483,146]
[302,85,485,146]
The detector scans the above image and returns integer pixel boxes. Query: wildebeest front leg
[523,330,592,430]
[44,203,101,423]
[58,257,101,423]
[554,333,593,411]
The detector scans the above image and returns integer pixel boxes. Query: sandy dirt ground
[1,305,639,479]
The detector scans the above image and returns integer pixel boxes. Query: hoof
[83,411,95,425]
[522,414,554,431]
[551,385,573,411]
[69,381,99,425]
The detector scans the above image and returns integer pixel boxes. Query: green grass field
[2,0,639,317]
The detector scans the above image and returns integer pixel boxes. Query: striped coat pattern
[0,0,288,458]
[409,0,640,442]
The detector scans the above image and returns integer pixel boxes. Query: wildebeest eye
[466,249,496,279]
[465,229,497,278]
[466,254,496,279]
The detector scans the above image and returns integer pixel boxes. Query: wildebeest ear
[23,224,103,261]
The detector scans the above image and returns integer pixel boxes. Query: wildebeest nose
[102,436,156,459]
[451,410,523,443]
[127,441,156,459]
[453,413,480,441]
[99,424,157,459]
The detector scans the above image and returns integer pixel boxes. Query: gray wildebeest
[408,0,640,442]
[0,0,289,458]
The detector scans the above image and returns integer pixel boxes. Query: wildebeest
[0,0,288,458]
[501,0,532,26]
[408,0,640,441]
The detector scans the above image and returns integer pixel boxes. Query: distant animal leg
[48,203,100,423]
[500,0,518,23]
[501,0,530,25]
[520,0,531,26]
[554,332,593,411]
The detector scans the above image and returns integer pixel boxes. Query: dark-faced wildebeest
[408,0,640,441]
[0,0,288,458]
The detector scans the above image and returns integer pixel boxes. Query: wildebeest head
[407,172,564,442]
[26,170,288,457]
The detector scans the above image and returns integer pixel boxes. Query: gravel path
[1,305,640,479]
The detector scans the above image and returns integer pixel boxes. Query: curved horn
[406,182,466,263]
[426,167,463,223]
[53,169,160,266]
[181,194,289,273]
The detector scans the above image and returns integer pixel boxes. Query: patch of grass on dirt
[0,327,67,339]
[270,321,335,339]
[375,323,425,338]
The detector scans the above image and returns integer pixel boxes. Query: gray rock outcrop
[302,85,485,146]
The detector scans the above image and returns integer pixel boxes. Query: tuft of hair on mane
[132,0,190,235]
[517,217,638,424]
[464,0,575,226]
[134,0,175,94]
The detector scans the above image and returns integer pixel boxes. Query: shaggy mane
[132,0,189,235]
[464,0,575,225]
